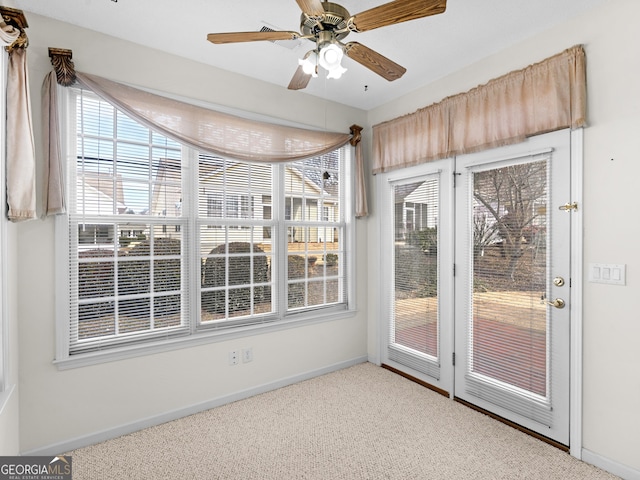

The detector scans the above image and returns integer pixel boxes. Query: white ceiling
[13,0,606,111]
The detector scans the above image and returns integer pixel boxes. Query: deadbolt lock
[553,277,565,287]
[559,202,578,212]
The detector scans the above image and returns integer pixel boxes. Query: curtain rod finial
[0,7,28,29]
[1,7,29,52]
[349,124,362,146]
[49,48,76,86]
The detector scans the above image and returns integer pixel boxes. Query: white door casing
[378,129,578,447]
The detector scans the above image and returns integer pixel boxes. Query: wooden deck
[393,291,547,396]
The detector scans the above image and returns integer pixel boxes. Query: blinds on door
[464,155,553,426]
[389,176,440,380]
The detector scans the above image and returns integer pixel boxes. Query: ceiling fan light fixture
[318,43,343,69]
[208,0,447,90]
[299,51,318,77]
[326,64,347,79]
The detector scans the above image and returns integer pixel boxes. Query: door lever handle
[547,298,565,309]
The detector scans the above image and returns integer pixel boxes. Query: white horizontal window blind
[63,88,352,356]
[388,177,440,379]
[285,153,346,312]
[70,89,188,353]
[465,159,551,424]
[198,154,274,326]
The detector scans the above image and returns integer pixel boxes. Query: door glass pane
[471,161,548,396]
[393,179,439,358]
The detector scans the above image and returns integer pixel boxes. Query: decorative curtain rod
[0,6,28,51]
[46,48,361,149]
[42,53,368,216]
[48,48,77,86]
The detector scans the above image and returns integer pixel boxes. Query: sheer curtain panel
[44,70,368,217]
[42,71,65,215]
[3,19,36,221]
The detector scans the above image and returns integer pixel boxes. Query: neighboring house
[76,174,127,248]
[394,181,437,242]
[78,156,340,253]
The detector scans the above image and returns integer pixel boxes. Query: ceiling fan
[207,0,447,90]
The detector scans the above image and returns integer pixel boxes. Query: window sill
[53,307,358,370]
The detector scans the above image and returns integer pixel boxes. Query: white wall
[367,0,640,474]
[0,0,20,456]
[17,13,368,453]
[14,0,640,475]
[0,221,19,456]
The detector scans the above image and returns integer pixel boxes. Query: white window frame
[54,87,357,369]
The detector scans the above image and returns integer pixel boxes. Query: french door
[454,129,571,445]
[381,130,572,445]
[380,163,454,394]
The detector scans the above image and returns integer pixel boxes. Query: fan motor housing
[300,2,351,41]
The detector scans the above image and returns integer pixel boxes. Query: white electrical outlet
[228,350,239,365]
[242,348,253,363]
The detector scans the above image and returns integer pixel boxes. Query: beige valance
[44,70,368,217]
[372,45,587,174]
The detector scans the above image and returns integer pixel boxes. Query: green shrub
[288,255,306,279]
[78,249,115,299]
[407,227,438,256]
[324,253,338,266]
[395,245,437,298]
[287,255,306,308]
[202,242,270,314]
[118,237,133,247]
[119,237,182,318]
[78,249,116,324]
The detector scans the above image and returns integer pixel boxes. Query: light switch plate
[588,263,626,285]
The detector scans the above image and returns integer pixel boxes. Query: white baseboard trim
[22,356,369,457]
[582,448,640,480]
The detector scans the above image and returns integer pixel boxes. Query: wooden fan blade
[350,0,446,32]
[296,0,326,17]
[288,65,312,90]
[207,31,300,44]
[344,42,406,81]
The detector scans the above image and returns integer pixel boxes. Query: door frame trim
[569,128,584,460]
[372,128,583,458]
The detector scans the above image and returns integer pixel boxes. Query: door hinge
[453,171,461,188]
[453,263,456,276]
[452,352,456,366]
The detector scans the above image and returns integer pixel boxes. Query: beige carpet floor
[67,362,618,479]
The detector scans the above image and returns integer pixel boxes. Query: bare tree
[473,162,547,281]
[473,212,499,258]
